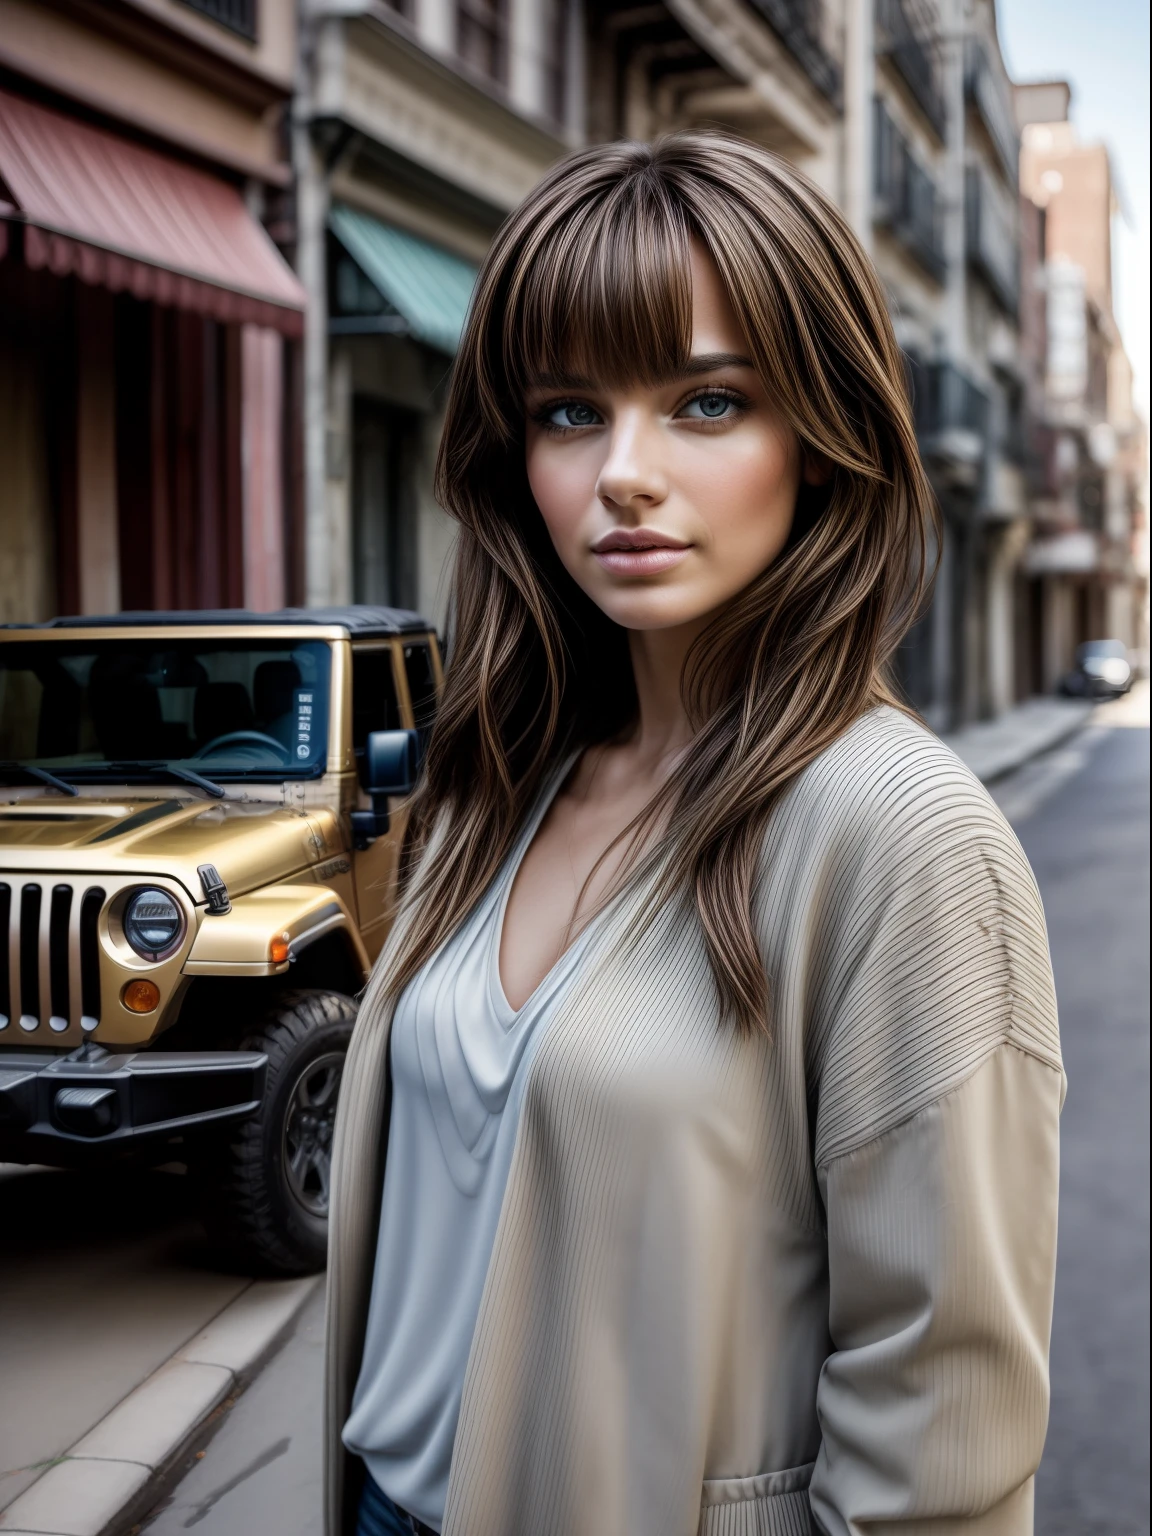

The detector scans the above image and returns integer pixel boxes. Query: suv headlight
[124,888,185,961]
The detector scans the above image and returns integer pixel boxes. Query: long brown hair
[375,132,937,1034]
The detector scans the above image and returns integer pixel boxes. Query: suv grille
[0,880,104,1036]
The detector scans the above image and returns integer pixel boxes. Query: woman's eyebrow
[526,368,594,391]
[526,353,755,393]
[677,352,755,376]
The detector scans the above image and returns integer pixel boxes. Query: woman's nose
[595,413,669,514]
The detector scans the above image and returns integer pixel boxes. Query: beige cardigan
[325,707,1064,1536]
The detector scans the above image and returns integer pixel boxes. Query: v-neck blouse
[342,761,600,1532]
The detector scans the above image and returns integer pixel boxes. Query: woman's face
[524,242,822,634]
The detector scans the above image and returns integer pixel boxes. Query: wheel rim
[281,1050,345,1218]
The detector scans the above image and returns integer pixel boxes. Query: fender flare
[183,883,369,978]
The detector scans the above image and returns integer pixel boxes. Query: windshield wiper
[0,760,80,797]
[93,761,227,799]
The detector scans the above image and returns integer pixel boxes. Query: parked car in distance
[1059,639,1134,700]
[0,606,440,1274]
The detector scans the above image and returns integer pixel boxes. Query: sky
[997,0,1151,421]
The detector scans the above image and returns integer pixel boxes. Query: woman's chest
[500,773,666,1012]
[509,906,824,1238]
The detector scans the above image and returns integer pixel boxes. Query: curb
[944,700,1094,784]
[0,1274,321,1536]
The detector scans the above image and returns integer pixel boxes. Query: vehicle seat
[194,682,255,747]
[253,660,301,748]
[89,677,164,761]
[37,674,83,758]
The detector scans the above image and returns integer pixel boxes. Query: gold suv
[0,607,440,1273]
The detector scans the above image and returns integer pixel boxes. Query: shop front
[0,84,305,623]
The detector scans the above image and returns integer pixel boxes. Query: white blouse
[343,763,598,1532]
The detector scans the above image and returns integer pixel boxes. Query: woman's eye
[681,392,738,420]
[548,401,600,428]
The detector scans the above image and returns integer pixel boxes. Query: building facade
[601,0,1030,730]
[584,0,842,196]
[0,0,306,624]
[4,0,1143,711]
[845,0,1030,729]
[1016,79,1148,688]
[293,0,581,627]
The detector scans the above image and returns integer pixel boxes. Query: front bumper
[0,1047,266,1163]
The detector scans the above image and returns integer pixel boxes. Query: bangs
[501,172,694,399]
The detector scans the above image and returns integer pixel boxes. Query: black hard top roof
[18,606,431,638]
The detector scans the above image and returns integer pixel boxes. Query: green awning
[329,204,478,355]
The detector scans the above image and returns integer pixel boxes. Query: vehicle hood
[0,795,342,902]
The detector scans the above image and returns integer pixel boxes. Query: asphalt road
[994,691,1150,1535]
[9,696,1146,1536]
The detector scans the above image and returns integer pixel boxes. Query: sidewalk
[0,1203,319,1536]
[943,695,1094,783]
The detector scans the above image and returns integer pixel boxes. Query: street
[2,698,1147,1536]
[998,690,1150,1535]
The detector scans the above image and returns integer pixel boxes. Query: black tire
[191,989,356,1275]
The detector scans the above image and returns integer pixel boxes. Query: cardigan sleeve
[805,738,1064,1533]
[808,1043,1063,1534]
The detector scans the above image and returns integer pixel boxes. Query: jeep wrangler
[0,607,440,1274]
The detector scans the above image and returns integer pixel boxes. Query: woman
[326,134,1063,1536]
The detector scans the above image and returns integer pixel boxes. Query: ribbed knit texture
[702,1490,814,1536]
[325,707,1064,1536]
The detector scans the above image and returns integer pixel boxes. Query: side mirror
[351,729,418,848]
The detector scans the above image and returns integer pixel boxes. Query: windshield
[0,639,332,782]
[1077,640,1127,662]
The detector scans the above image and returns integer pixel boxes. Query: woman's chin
[594,591,719,633]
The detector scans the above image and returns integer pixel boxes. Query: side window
[402,641,438,736]
[352,648,400,787]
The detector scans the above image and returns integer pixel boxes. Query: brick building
[1016,78,1148,687]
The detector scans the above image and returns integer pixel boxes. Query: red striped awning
[0,88,305,336]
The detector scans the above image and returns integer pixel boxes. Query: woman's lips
[593,546,690,575]
[591,529,690,576]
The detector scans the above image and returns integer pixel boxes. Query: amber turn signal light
[122,979,160,1014]
[270,934,291,964]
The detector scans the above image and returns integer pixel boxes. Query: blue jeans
[354,1470,438,1536]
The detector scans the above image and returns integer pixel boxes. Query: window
[542,0,570,125]
[402,642,438,738]
[746,0,840,102]
[875,0,945,139]
[352,648,401,787]
[965,166,1019,316]
[457,0,508,84]
[352,400,420,610]
[334,256,389,319]
[176,0,257,41]
[873,97,946,281]
[0,640,331,780]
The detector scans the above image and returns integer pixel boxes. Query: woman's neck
[623,621,706,769]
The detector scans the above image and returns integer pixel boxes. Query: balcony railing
[875,0,945,139]
[965,165,1019,315]
[964,39,1018,186]
[907,355,990,466]
[874,98,946,281]
[176,0,256,39]
[747,0,841,104]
